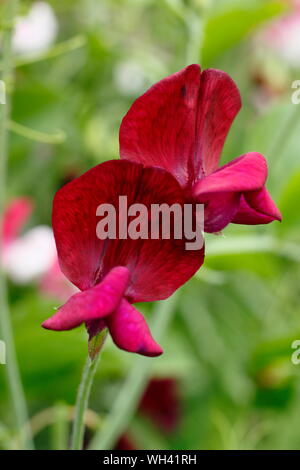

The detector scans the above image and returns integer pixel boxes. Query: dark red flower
[42,160,204,356]
[119,64,281,233]
[139,378,181,434]
[115,434,137,450]
[115,377,181,450]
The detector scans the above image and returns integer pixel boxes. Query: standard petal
[106,299,163,357]
[232,188,282,225]
[42,266,130,331]
[120,65,201,187]
[53,159,204,301]
[195,68,242,175]
[120,65,241,187]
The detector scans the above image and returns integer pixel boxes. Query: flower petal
[2,198,33,248]
[192,153,269,232]
[106,298,163,357]
[201,192,241,233]
[53,159,204,300]
[42,266,130,331]
[192,152,268,196]
[196,68,242,175]
[232,188,282,225]
[120,65,241,187]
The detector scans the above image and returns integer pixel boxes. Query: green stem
[0,0,33,450]
[8,120,66,145]
[14,35,86,68]
[70,352,102,450]
[88,291,179,450]
[87,1,203,452]
[51,403,69,451]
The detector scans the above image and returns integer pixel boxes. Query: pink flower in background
[42,160,204,356]
[256,0,300,68]
[13,2,58,55]
[40,258,78,303]
[120,65,281,233]
[2,198,33,253]
[1,198,75,302]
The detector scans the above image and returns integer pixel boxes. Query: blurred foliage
[1,0,300,450]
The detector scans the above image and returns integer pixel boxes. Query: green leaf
[202,1,286,66]
[277,171,300,237]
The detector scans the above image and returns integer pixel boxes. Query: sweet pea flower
[12,2,58,55]
[256,0,300,68]
[2,198,56,283]
[1,198,33,254]
[3,225,57,284]
[1,198,75,300]
[42,160,204,356]
[139,378,180,433]
[40,258,78,302]
[120,65,281,233]
[116,377,181,449]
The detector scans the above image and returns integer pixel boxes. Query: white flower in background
[13,2,58,55]
[3,226,57,284]
[114,61,146,96]
[1,198,77,300]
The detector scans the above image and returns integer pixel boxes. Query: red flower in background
[42,160,204,356]
[139,378,180,433]
[115,377,181,450]
[120,64,281,233]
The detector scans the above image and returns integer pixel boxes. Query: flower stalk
[70,329,107,450]
[0,0,33,450]
[89,291,179,450]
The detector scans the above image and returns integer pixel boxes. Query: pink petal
[192,152,268,196]
[42,266,130,331]
[120,65,241,187]
[53,159,203,301]
[232,188,282,225]
[106,299,163,357]
[2,198,33,248]
[192,152,268,232]
[201,192,241,233]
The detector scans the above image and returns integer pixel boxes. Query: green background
[1,0,300,450]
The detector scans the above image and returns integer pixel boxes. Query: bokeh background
[1,0,300,450]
